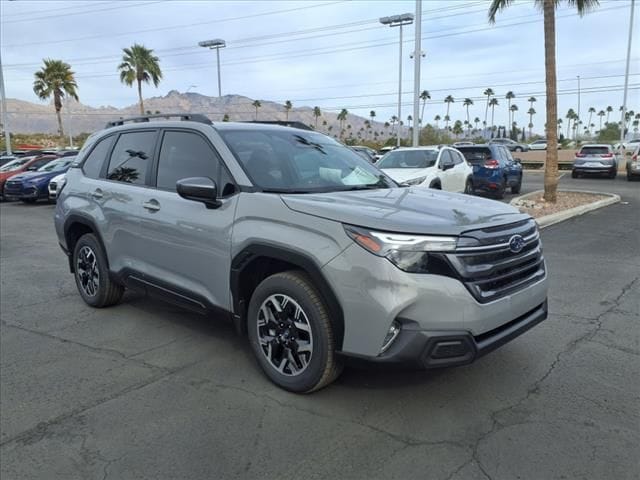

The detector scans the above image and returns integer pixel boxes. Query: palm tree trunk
[484,98,489,136]
[56,108,64,139]
[543,1,558,203]
[137,80,144,115]
[491,106,495,132]
[53,91,64,140]
[599,117,602,131]
[421,101,426,128]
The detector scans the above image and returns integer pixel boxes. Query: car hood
[0,169,25,181]
[8,170,63,183]
[380,167,435,183]
[281,187,529,235]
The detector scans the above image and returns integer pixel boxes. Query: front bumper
[2,184,41,200]
[573,161,616,173]
[341,300,547,368]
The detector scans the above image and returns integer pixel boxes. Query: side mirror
[441,162,454,171]
[176,177,220,209]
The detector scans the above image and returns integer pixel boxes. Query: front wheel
[73,234,124,308]
[515,147,523,152]
[463,178,474,195]
[511,176,522,194]
[21,198,37,204]
[247,271,342,393]
[571,170,579,179]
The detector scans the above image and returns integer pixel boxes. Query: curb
[510,189,621,229]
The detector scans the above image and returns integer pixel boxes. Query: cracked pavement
[1,173,638,479]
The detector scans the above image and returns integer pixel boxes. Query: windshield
[580,146,610,156]
[219,129,395,192]
[0,158,30,172]
[377,150,438,169]
[37,158,75,172]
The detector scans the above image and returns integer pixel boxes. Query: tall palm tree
[444,115,451,131]
[606,105,613,124]
[463,98,473,133]
[118,44,162,115]
[528,96,537,110]
[33,59,79,138]
[384,121,390,138]
[222,113,230,122]
[565,108,576,139]
[337,109,348,137]
[313,106,321,129]
[505,91,515,125]
[483,88,494,135]
[583,106,594,134]
[527,107,536,138]
[474,117,480,132]
[509,104,519,137]
[284,100,292,121]
[491,1,598,202]
[420,90,430,127]
[434,114,441,129]
[557,118,563,137]
[369,110,376,125]
[489,98,499,132]
[444,95,454,128]
[597,109,605,131]
[252,100,262,120]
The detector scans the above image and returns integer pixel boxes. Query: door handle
[91,188,103,199]
[143,199,161,212]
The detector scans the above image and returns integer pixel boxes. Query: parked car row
[0,152,74,202]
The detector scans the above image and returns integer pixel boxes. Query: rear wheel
[73,234,124,308]
[494,177,506,199]
[515,147,523,152]
[571,170,579,179]
[608,169,617,179]
[464,178,474,195]
[511,175,522,194]
[247,271,342,393]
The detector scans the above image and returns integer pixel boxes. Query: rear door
[500,146,520,184]
[136,129,238,310]
[437,149,457,191]
[450,149,469,192]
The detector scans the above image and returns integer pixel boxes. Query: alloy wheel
[256,294,313,376]
[76,245,100,297]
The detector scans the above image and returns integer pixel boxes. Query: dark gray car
[489,138,530,152]
[54,114,548,392]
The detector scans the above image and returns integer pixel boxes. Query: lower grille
[447,219,545,303]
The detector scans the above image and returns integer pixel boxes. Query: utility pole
[620,0,635,156]
[412,0,422,147]
[0,50,12,155]
[198,39,226,98]
[576,75,580,142]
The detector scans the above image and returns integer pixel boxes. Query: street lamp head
[379,13,414,26]
[198,39,226,49]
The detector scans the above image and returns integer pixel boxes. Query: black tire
[608,169,617,179]
[515,147,523,152]
[429,181,441,190]
[72,233,124,308]
[494,177,506,199]
[247,271,342,393]
[511,175,522,194]
[571,170,579,179]
[464,178,474,195]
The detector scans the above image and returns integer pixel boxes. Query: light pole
[380,13,414,148]
[620,0,635,155]
[198,39,226,98]
[0,50,12,155]
[412,0,422,147]
[576,75,581,142]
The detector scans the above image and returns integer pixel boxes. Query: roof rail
[241,120,314,131]
[105,113,212,128]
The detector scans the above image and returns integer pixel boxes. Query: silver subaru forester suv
[54,114,548,392]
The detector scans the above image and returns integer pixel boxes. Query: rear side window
[378,150,438,169]
[106,131,157,185]
[452,150,463,164]
[30,158,53,169]
[82,136,114,179]
[156,131,220,191]
[580,146,610,155]
[459,148,491,164]
[501,146,514,162]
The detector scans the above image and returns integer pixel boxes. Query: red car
[0,155,57,199]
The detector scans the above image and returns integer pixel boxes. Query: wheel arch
[63,214,108,273]
[230,243,345,350]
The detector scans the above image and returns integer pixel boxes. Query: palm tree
[337,109,348,137]
[434,114,441,129]
[444,95,454,128]
[222,113,230,122]
[252,100,261,120]
[118,44,162,115]
[284,100,292,121]
[597,109,605,131]
[509,104,518,138]
[390,115,398,135]
[33,59,79,138]
[474,117,480,132]
[505,90,515,124]
[453,120,463,138]
[565,108,575,139]
[606,105,613,124]
[527,108,536,138]
[384,121,390,137]
[463,98,473,133]
[528,96,537,110]
[491,1,598,202]
[557,118,563,137]
[488,98,499,133]
[313,106,321,129]
[587,107,595,134]
[420,90,430,127]
[483,88,494,135]
[369,110,376,125]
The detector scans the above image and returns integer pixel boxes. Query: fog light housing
[380,321,401,354]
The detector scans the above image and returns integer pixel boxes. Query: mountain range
[5,91,400,140]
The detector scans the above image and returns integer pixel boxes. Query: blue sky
[1,0,638,132]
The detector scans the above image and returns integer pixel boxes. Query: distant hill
[5,91,400,142]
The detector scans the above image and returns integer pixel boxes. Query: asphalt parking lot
[1,173,638,479]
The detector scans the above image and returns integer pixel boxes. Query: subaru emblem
[509,234,525,253]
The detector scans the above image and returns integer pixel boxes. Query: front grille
[4,181,23,194]
[446,219,545,303]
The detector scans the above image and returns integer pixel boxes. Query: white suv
[378,146,474,193]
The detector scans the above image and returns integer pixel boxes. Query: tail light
[575,153,586,157]
[484,159,500,169]
[632,154,638,161]
[600,153,613,158]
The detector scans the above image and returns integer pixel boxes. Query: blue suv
[455,145,523,199]
[3,157,76,203]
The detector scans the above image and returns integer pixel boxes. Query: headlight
[404,176,427,186]
[344,225,457,273]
